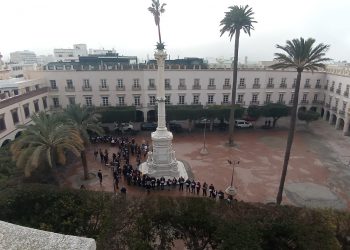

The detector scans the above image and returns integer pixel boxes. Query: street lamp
[200,106,209,155]
[225,160,239,197]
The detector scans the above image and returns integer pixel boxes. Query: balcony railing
[191,102,201,105]
[266,84,274,89]
[116,86,125,91]
[331,106,338,112]
[178,85,187,90]
[132,86,141,91]
[338,110,345,116]
[116,103,127,107]
[312,100,324,105]
[279,84,287,89]
[336,89,341,94]
[304,84,311,89]
[325,103,330,108]
[207,85,216,90]
[165,85,172,90]
[250,101,260,105]
[148,85,156,90]
[65,86,75,92]
[238,84,246,89]
[82,86,92,91]
[236,101,245,105]
[148,103,156,107]
[330,86,334,92]
[344,91,349,98]
[206,102,216,105]
[223,84,231,90]
[49,87,59,91]
[315,84,321,89]
[253,84,261,89]
[192,85,201,90]
[300,100,309,104]
[50,105,62,110]
[99,86,109,91]
[264,100,272,104]
[177,102,187,105]
[277,100,286,104]
[324,85,328,90]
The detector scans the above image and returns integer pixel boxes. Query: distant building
[89,48,117,55]
[10,50,37,64]
[54,44,88,62]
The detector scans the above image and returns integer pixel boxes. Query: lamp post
[200,106,209,155]
[225,160,239,197]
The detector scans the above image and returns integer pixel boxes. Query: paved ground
[60,118,350,210]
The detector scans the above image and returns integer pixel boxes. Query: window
[117,79,124,88]
[254,78,260,85]
[224,78,230,86]
[281,78,286,85]
[268,78,274,84]
[293,78,297,87]
[193,95,199,104]
[335,99,339,108]
[223,95,229,104]
[266,93,271,103]
[118,96,125,106]
[237,94,244,103]
[290,93,295,103]
[101,79,107,88]
[11,109,19,124]
[165,95,171,104]
[329,96,333,104]
[25,87,30,93]
[338,82,342,90]
[239,78,245,87]
[83,79,90,88]
[316,79,321,86]
[34,100,40,112]
[133,79,140,88]
[23,104,30,118]
[314,94,318,101]
[209,78,215,86]
[50,80,57,89]
[13,89,19,95]
[35,84,39,90]
[134,96,140,106]
[53,97,60,108]
[342,102,347,111]
[85,96,92,107]
[208,95,214,104]
[252,94,258,103]
[66,79,74,89]
[346,85,350,92]
[179,79,185,86]
[149,95,156,105]
[102,96,109,106]
[179,95,185,105]
[42,97,48,109]
[165,79,171,88]
[305,79,310,85]
[302,93,308,101]
[149,79,155,88]
[68,96,75,105]
[194,79,200,86]
[278,93,284,102]
[0,115,6,132]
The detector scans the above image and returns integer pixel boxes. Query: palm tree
[64,104,104,180]
[220,5,256,146]
[11,112,84,177]
[148,0,166,47]
[271,38,330,204]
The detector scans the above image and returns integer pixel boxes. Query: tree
[64,104,104,180]
[98,107,136,123]
[262,103,290,127]
[148,0,166,49]
[271,38,330,205]
[298,110,320,126]
[220,5,256,146]
[10,112,84,177]
[247,105,262,120]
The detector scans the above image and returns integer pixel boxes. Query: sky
[1,0,350,63]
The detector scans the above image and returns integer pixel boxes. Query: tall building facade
[10,50,37,64]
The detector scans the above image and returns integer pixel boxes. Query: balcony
[330,86,334,92]
[300,100,309,104]
[277,100,286,104]
[100,104,110,107]
[324,85,328,90]
[192,85,201,90]
[266,84,274,89]
[312,100,324,105]
[116,86,125,91]
[177,102,187,105]
[338,110,345,116]
[238,84,246,89]
[65,86,75,92]
[207,85,216,90]
[178,85,187,90]
[325,103,330,108]
[165,102,173,105]
[264,100,272,104]
[250,101,260,105]
[223,84,231,90]
[315,84,321,89]
[132,86,141,91]
[116,103,127,107]
[336,89,341,94]
[148,103,156,107]
[50,105,62,110]
[344,91,349,98]
[331,106,338,112]
[148,85,156,90]
[99,86,109,91]
[165,85,172,90]
[236,101,245,105]
[304,84,311,89]
[191,102,201,105]
[221,101,231,105]
[279,84,287,89]
[82,86,92,91]
[49,87,59,92]
[253,84,261,89]
[206,102,216,105]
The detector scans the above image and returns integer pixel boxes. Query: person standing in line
[185,179,191,192]
[209,184,214,197]
[202,182,208,196]
[196,181,201,195]
[179,177,184,191]
[99,149,104,163]
[97,170,103,186]
[191,180,196,194]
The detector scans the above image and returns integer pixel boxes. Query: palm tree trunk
[81,150,89,180]
[276,70,302,204]
[157,23,162,44]
[228,30,240,146]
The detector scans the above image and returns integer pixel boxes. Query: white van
[235,120,253,128]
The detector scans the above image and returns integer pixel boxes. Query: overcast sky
[1,0,349,63]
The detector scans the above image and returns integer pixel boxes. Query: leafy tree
[247,105,262,120]
[64,104,104,180]
[98,107,136,123]
[10,112,84,176]
[298,110,320,126]
[220,5,256,146]
[148,0,166,49]
[262,103,290,127]
[271,37,330,204]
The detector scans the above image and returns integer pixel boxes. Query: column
[155,50,167,130]
[344,118,350,136]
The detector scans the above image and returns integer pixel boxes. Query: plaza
[61,118,350,210]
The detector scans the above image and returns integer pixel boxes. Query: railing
[132,86,141,91]
[116,86,125,91]
[100,103,110,107]
[177,102,187,105]
[148,85,156,90]
[207,85,216,90]
[165,85,172,90]
[264,101,272,104]
[312,100,324,105]
[99,86,109,91]
[116,103,127,107]
[236,101,245,105]
[221,101,230,105]
[238,84,246,89]
[300,100,309,104]
[266,84,274,89]
[279,84,287,89]
[148,103,156,107]
[178,85,187,90]
[344,91,349,97]
[338,110,345,116]
[304,84,311,89]
[330,86,334,92]
[191,102,201,105]
[206,102,216,105]
[331,106,337,112]
[49,87,59,91]
[65,86,75,92]
[50,105,62,110]
[82,86,92,91]
[325,103,330,108]
[324,85,328,90]
[250,101,260,105]
[315,84,321,89]
[277,100,286,104]
[336,89,341,94]
[223,84,231,90]
[253,84,261,89]
[192,85,201,90]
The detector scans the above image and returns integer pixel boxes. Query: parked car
[141,122,157,131]
[114,122,134,132]
[235,120,253,128]
[168,122,183,132]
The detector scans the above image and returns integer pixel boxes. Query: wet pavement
[60,118,350,209]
